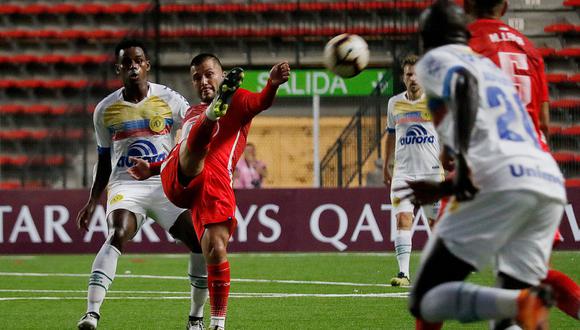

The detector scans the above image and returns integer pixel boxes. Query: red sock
[543,269,580,320]
[186,113,216,154]
[208,261,230,319]
[415,319,443,330]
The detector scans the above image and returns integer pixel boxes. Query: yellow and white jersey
[93,82,188,186]
[386,92,442,178]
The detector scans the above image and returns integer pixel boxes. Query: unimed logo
[399,124,435,146]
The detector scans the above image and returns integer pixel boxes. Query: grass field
[0,251,578,329]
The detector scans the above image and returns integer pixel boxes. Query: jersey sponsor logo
[116,139,167,167]
[399,124,435,146]
[509,164,564,185]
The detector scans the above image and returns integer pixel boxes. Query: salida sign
[0,188,579,254]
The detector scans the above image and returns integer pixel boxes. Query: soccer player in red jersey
[466,0,550,151]
[129,54,290,330]
[466,0,580,326]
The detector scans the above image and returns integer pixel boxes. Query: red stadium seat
[549,125,563,135]
[563,0,580,7]
[0,4,20,15]
[0,104,24,114]
[552,152,577,163]
[561,126,580,136]
[566,178,580,187]
[544,23,579,33]
[537,47,556,57]
[556,48,580,57]
[20,4,50,15]
[546,73,568,83]
[26,104,52,114]
[76,3,107,15]
[0,155,28,166]
[569,73,580,83]
[49,4,77,15]
[550,99,580,108]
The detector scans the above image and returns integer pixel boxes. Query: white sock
[420,282,520,323]
[210,316,225,329]
[189,253,208,318]
[205,99,219,121]
[87,243,121,315]
[394,230,412,277]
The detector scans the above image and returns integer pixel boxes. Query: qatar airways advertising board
[0,188,579,254]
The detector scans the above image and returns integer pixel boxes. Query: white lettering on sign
[0,206,13,243]
[9,206,41,243]
[260,71,348,96]
[132,219,160,243]
[257,204,281,243]
[234,204,281,243]
[44,205,72,243]
[350,204,383,242]
[310,204,349,251]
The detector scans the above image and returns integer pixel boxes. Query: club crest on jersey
[399,124,435,146]
[117,139,167,167]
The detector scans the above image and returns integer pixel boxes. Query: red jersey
[468,19,549,145]
[179,82,277,185]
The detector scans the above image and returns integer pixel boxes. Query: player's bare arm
[540,101,550,144]
[383,132,395,186]
[76,151,112,231]
[127,157,153,181]
[450,68,479,201]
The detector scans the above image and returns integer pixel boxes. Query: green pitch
[0,252,578,329]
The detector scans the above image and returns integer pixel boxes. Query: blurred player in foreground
[404,1,567,329]
[383,54,443,287]
[76,39,207,330]
[466,0,580,326]
[128,54,290,330]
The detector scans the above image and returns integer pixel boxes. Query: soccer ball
[323,33,370,78]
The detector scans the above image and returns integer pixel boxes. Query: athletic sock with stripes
[395,230,412,277]
[189,253,209,319]
[87,243,121,315]
[420,282,519,323]
[208,261,230,329]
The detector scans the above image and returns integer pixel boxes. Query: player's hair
[114,38,149,59]
[190,53,223,69]
[471,0,505,17]
[401,54,419,70]
[420,0,469,50]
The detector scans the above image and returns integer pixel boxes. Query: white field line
[0,292,409,301]
[0,272,406,288]
[0,289,409,300]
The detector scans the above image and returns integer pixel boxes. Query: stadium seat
[0,180,45,190]
[566,178,580,187]
[563,0,580,7]
[537,47,556,57]
[546,73,569,83]
[544,23,580,33]
[0,104,24,114]
[556,47,580,57]
[550,99,580,108]
[552,151,577,163]
[0,129,81,141]
[561,126,580,136]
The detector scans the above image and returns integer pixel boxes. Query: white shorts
[106,182,186,232]
[434,190,564,285]
[391,174,443,220]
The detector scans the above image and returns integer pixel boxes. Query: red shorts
[161,143,237,239]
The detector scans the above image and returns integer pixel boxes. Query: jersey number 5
[498,52,532,107]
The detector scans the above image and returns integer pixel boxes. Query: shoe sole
[212,67,244,117]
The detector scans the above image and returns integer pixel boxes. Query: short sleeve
[416,50,466,101]
[386,97,396,133]
[169,89,190,128]
[93,102,111,155]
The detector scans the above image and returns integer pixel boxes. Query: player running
[128,54,290,330]
[383,54,443,287]
[465,0,580,325]
[404,1,566,329]
[76,39,208,330]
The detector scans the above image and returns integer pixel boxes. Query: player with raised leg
[383,54,443,287]
[76,39,208,330]
[128,54,290,330]
[404,1,567,329]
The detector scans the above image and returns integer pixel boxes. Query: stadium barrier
[0,188,579,254]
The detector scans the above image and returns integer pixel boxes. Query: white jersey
[93,82,189,186]
[416,44,566,203]
[386,92,442,177]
